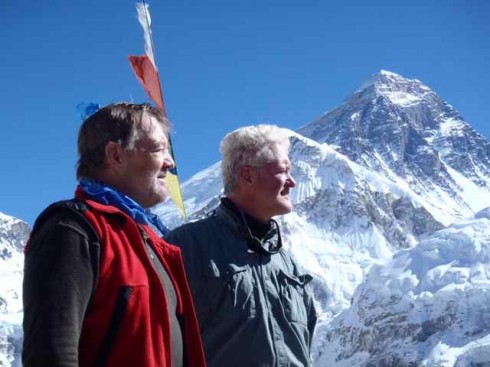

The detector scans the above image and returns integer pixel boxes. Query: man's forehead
[139,114,165,130]
[139,115,168,137]
[272,145,290,161]
[262,155,291,168]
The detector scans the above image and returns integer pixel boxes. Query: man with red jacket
[23,103,205,367]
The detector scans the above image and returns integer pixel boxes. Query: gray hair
[220,124,290,194]
[76,102,169,180]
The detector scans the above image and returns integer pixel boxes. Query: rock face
[298,70,490,223]
[315,210,490,367]
[0,212,29,367]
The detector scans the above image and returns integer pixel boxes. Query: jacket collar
[76,179,169,236]
[215,199,282,255]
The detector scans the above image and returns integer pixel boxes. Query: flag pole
[129,1,187,219]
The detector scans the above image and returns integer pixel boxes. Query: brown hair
[76,102,169,179]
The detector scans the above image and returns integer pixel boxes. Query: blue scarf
[79,179,169,236]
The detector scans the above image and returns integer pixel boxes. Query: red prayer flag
[128,54,167,116]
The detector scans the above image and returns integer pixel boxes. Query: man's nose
[287,174,296,187]
[163,152,175,170]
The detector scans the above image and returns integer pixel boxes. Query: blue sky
[1,0,489,225]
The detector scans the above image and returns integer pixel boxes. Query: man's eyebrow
[149,138,168,146]
[152,144,168,150]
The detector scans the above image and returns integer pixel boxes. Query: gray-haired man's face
[248,145,296,220]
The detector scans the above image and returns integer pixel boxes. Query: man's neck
[221,197,272,239]
[225,194,270,224]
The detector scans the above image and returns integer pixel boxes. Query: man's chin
[274,202,293,216]
[281,197,293,209]
[158,191,169,203]
[282,206,293,215]
[145,191,169,208]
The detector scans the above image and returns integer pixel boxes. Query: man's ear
[238,165,255,186]
[104,141,124,169]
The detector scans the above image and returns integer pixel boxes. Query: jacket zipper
[258,255,279,367]
[92,286,133,367]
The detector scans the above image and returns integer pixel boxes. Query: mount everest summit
[2,70,490,366]
[298,70,490,225]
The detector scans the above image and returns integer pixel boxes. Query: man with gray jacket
[166,124,317,367]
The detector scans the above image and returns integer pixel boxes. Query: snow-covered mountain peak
[298,71,490,224]
[359,69,412,89]
[357,69,431,108]
[0,212,20,226]
[0,212,29,258]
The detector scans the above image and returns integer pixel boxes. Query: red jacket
[78,197,206,367]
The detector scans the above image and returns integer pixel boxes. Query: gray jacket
[166,203,317,367]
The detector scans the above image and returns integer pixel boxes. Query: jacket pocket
[205,262,257,323]
[225,264,257,318]
[92,286,133,367]
[278,271,312,325]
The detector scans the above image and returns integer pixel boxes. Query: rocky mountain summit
[299,70,490,223]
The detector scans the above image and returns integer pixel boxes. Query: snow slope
[0,213,29,367]
[315,209,490,366]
